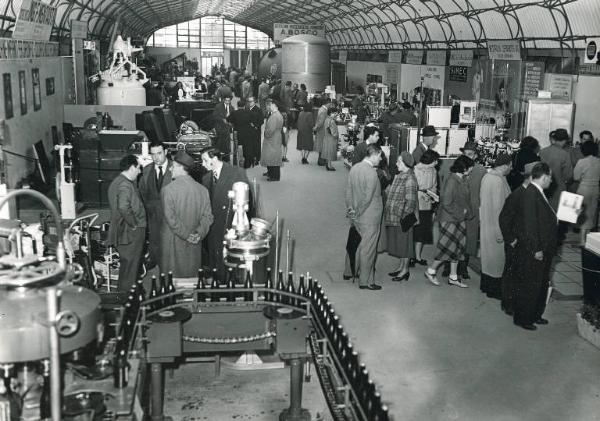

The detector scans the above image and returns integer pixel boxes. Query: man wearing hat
[412,125,439,164]
[159,150,214,277]
[499,159,539,316]
[540,128,573,243]
[261,99,284,180]
[479,153,512,299]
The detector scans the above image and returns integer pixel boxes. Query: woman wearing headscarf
[385,152,419,281]
[425,155,474,288]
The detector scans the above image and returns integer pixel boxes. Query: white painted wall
[346,61,389,92]
[572,75,600,139]
[0,57,64,187]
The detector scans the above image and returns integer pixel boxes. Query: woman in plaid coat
[425,155,474,288]
[384,151,419,281]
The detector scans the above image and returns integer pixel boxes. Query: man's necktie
[156,165,164,189]
[213,170,218,185]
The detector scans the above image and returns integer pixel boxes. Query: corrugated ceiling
[0,0,597,50]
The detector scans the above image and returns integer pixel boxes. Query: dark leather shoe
[263,172,268,176]
[535,318,549,325]
[415,259,427,266]
[392,272,410,282]
[359,284,382,290]
[388,270,401,277]
[343,275,353,280]
[326,167,336,171]
[282,157,289,162]
[515,322,537,331]
[408,259,416,267]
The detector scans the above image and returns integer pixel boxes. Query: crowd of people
[345,126,600,331]
[107,143,251,292]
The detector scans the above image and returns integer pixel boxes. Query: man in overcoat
[261,100,284,181]
[159,151,213,277]
[201,147,253,277]
[107,155,146,292]
[138,142,172,268]
[513,162,557,331]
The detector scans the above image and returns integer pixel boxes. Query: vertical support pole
[150,362,164,421]
[46,287,61,421]
[279,358,310,421]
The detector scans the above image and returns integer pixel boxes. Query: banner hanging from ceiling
[13,0,57,41]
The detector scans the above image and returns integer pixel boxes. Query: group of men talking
[107,142,251,292]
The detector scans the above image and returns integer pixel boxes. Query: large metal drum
[282,34,330,93]
[97,79,146,106]
[0,285,102,363]
[258,48,282,81]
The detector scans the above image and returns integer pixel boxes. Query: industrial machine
[96,36,147,106]
[0,186,391,420]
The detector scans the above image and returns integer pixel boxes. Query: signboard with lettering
[522,61,544,100]
[487,40,521,61]
[388,51,402,63]
[449,66,468,82]
[13,0,56,41]
[449,50,473,67]
[584,38,600,64]
[427,50,446,66]
[273,23,325,43]
[547,73,572,99]
[405,50,423,65]
[70,20,87,39]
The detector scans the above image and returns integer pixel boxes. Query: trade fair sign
[12,0,57,41]
[584,38,600,64]
[449,66,468,82]
[405,50,424,65]
[449,50,473,67]
[487,40,521,61]
[273,23,325,44]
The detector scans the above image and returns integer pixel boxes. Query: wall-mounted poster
[32,68,41,111]
[3,73,13,119]
[45,77,54,95]
[18,70,27,115]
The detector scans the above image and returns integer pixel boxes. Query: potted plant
[577,303,600,349]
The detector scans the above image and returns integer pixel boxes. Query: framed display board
[426,106,451,128]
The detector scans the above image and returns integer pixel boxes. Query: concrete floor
[219,131,600,421]
[18,130,600,420]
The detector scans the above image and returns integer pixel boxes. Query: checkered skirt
[435,221,467,262]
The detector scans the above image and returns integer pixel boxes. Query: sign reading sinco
[273,23,325,44]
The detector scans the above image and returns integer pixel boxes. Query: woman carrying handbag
[384,151,419,282]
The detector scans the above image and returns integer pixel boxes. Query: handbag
[400,212,417,232]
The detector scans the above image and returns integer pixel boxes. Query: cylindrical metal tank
[258,48,282,81]
[282,34,330,93]
[97,79,146,106]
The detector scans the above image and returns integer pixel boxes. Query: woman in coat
[296,103,315,164]
[574,140,600,245]
[425,155,474,288]
[261,100,284,181]
[479,154,512,298]
[385,152,418,281]
[321,107,339,171]
[413,149,439,265]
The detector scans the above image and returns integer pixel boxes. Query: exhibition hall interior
[1,0,600,419]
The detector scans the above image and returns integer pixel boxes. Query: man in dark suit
[213,96,233,123]
[107,155,146,292]
[201,147,253,276]
[513,162,557,330]
[246,96,263,166]
[138,142,172,268]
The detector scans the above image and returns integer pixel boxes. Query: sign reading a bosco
[273,23,325,44]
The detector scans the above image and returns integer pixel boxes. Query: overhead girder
[0,0,595,51]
